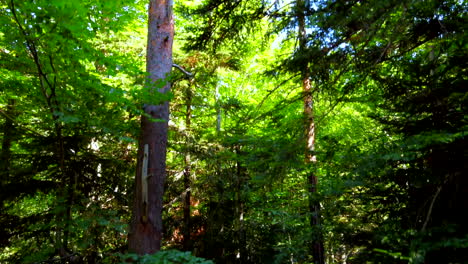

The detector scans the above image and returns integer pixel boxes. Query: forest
[0,0,467,263]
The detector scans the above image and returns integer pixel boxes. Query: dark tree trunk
[235,146,247,263]
[297,1,325,263]
[183,84,193,251]
[0,99,15,186]
[215,85,222,132]
[128,0,174,255]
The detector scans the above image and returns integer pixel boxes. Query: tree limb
[172,63,194,78]
[422,185,442,231]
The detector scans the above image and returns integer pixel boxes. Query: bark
[297,1,325,263]
[183,85,193,251]
[235,147,246,263]
[0,99,15,186]
[215,84,222,132]
[128,0,174,255]
[63,169,77,252]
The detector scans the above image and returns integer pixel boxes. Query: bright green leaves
[1,0,466,262]
[0,0,145,262]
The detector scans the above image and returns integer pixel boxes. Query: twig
[421,185,442,231]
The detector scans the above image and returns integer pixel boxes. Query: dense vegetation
[1,0,466,263]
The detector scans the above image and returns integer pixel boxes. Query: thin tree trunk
[297,1,325,263]
[53,116,69,255]
[0,99,14,211]
[63,170,77,253]
[129,0,174,255]
[183,84,193,251]
[235,146,246,263]
[0,99,15,186]
[215,84,222,132]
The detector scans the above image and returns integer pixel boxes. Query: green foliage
[1,0,466,263]
[119,250,213,264]
[0,0,145,262]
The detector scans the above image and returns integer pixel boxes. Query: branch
[9,0,55,110]
[240,73,299,124]
[164,187,191,209]
[0,108,45,137]
[256,74,299,111]
[421,185,442,231]
[172,63,193,78]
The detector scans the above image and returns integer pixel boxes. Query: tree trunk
[215,84,222,132]
[129,0,174,255]
[235,146,246,263]
[183,84,193,251]
[297,1,325,263]
[0,99,15,186]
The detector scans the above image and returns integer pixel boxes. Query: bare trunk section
[183,84,193,251]
[297,1,325,263]
[1,99,15,187]
[215,84,222,132]
[235,146,246,264]
[129,0,174,255]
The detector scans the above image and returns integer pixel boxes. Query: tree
[128,0,174,254]
[300,0,468,262]
[0,99,15,184]
[1,0,144,262]
[296,1,325,263]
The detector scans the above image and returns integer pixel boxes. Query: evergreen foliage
[1,0,466,263]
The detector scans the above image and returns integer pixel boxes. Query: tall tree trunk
[215,84,222,132]
[183,84,193,251]
[0,99,15,187]
[297,1,325,263]
[129,0,174,254]
[235,146,246,263]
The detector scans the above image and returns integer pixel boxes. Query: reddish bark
[297,1,325,263]
[128,0,174,255]
[183,85,193,251]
